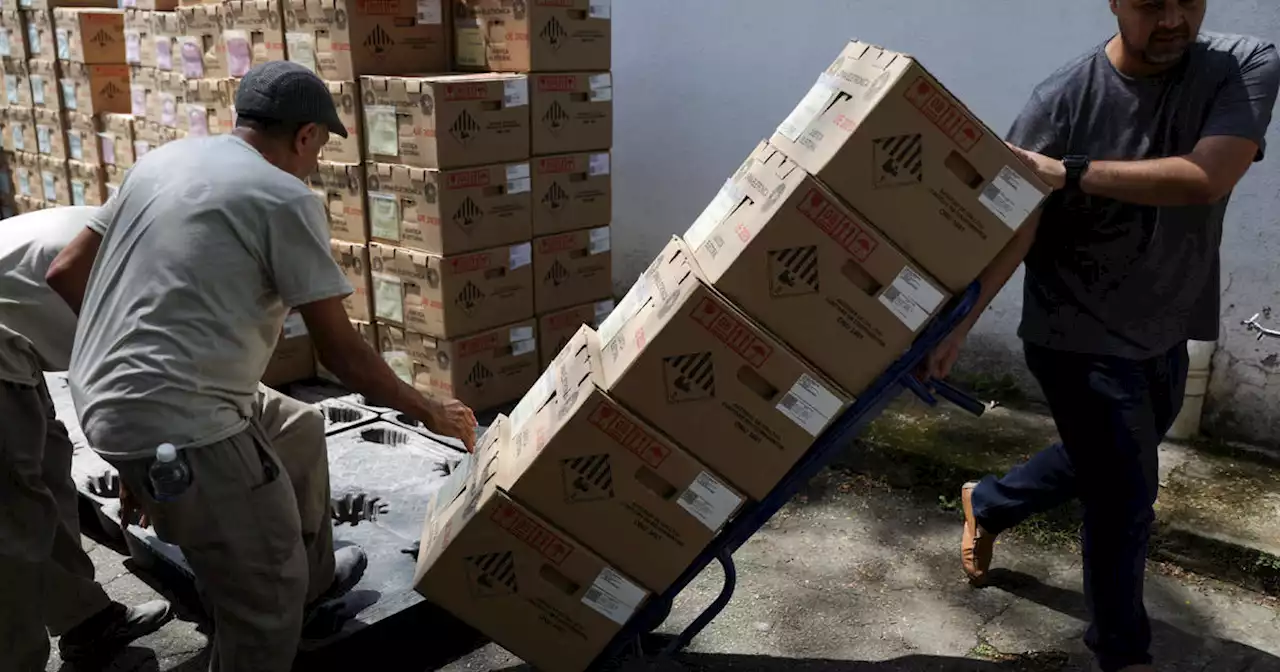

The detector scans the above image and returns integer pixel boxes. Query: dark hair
[235,113,305,141]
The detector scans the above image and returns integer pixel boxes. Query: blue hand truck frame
[590,281,985,668]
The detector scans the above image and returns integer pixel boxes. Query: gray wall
[609,0,1280,446]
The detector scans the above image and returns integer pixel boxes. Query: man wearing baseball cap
[48,61,477,671]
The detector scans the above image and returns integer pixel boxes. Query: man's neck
[1105,35,1183,78]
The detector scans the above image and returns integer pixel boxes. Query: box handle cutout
[481,100,502,112]
[539,564,581,596]
[566,9,587,20]
[571,92,590,103]
[568,171,588,183]
[841,259,881,296]
[737,366,778,401]
[484,267,507,279]
[946,150,984,190]
[569,248,589,260]
[483,185,504,197]
[634,466,678,500]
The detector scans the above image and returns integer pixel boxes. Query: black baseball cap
[234,60,348,138]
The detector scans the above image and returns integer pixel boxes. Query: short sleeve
[265,194,353,308]
[1006,89,1068,159]
[86,168,129,234]
[1201,42,1280,161]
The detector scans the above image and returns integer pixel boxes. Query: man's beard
[1139,31,1194,65]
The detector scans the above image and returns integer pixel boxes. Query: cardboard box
[531,72,611,156]
[37,154,68,205]
[414,420,649,672]
[147,69,183,128]
[2,11,33,61]
[531,151,611,236]
[134,117,179,154]
[538,297,613,368]
[18,0,116,10]
[13,193,45,213]
[770,40,1051,292]
[150,10,178,71]
[11,151,40,201]
[3,59,33,107]
[123,8,148,66]
[134,0,179,11]
[454,0,610,73]
[362,73,529,170]
[60,61,130,115]
[23,10,56,59]
[102,161,123,199]
[33,107,67,159]
[182,77,233,136]
[685,141,950,396]
[379,319,539,411]
[369,240,534,339]
[64,112,100,164]
[282,0,449,81]
[311,161,367,243]
[128,63,152,117]
[365,160,533,255]
[331,239,372,323]
[174,4,221,77]
[320,79,361,164]
[53,8,125,63]
[221,0,284,78]
[4,107,37,155]
[67,158,104,205]
[262,311,316,386]
[316,319,377,384]
[533,226,611,314]
[504,326,744,592]
[99,112,134,167]
[597,237,852,499]
[27,58,59,110]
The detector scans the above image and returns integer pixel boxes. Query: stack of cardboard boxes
[412,39,1051,672]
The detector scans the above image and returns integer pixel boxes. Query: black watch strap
[1063,155,1090,191]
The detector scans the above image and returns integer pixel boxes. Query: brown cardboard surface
[454,0,610,73]
[533,226,611,313]
[369,240,534,340]
[3,59,34,107]
[283,0,449,81]
[769,40,1051,292]
[133,117,179,154]
[174,4,222,76]
[365,160,533,256]
[102,160,122,199]
[316,319,377,384]
[14,194,47,213]
[361,72,529,170]
[53,8,124,63]
[11,151,40,201]
[330,239,372,323]
[685,141,950,396]
[5,107,37,154]
[66,157,104,205]
[36,154,68,205]
[378,318,539,411]
[531,151,611,236]
[33,107,67,160]
[310,161,367,243]
[123,8,149,66]
[149,10,178,72]
[182,76,233,136]
[27,58,59,110]
[414,423,647,672]
[146,69,183,128]
[597,237,852,500]
[537,297,613,368]
[262,311,316,386]
[23,10,57,59]
[504,325,744,592]
[321,79,362,164]
[134,0,179,13]
[531,72,611,156]
[2,11,33,61]
[19,0,117,10]
[221,0,285,78]
[99,111,134,166]
[63,112,99,164]
[60,61,130,115]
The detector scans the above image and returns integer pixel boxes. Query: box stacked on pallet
[53,5,128,206]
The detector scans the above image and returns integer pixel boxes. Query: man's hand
[119,481,150,529]
[1006,143,1065,190]
[918,327,967,384]
[423,397,478,452]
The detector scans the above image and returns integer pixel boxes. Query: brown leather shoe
[961,481,996,586]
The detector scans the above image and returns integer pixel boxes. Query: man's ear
[295,122,323,153]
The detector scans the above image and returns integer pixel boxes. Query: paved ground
[47,467,1280,672]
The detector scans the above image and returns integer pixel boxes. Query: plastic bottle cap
[156,443,178,463]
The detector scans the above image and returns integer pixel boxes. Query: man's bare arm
[45,227,104,315]
[298,297,477,450]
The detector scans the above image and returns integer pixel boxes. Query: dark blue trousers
[971,342,1189,672]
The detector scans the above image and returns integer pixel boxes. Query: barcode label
[878,266,946,332]
[512,337,536,357]
[589,153,610,176]
[685,179,745,248]
[775,374,843,436]
[581,566,645,625]
[777,75,839,143]
[677,471,742,531]
[589,226,611,254]
[373,272,404,324]
[503,79,529,107]
[507,163,531,194]
[977,165,1045,231]
[589,0,611,19]
[365,105,399,156]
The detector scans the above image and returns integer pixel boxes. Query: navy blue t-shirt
[1010,32,1280,359]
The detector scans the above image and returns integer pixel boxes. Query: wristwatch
[1062,155,1091,192]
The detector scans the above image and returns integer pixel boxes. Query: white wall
[609,0,1280,447]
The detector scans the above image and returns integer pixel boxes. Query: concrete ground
[47,465,1280,671]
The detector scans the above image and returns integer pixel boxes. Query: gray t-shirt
[70,134,352,459]
[1011,32,1280,359]
[0,206,99,385]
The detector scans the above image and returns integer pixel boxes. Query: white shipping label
[365,105,398,156]
[775,373,843,437]
[224,31,252,77]
[684,179,745,248]
[597,275,648,346]
[512,337,536,357]
[678,471,743,531]
[36,125,51,153]
[12,126,22,151]
[41,171,55,200]
[978,165,1045,231]
[5,75,17,104]
[61,80,76,110]
[510,366,555,431]
[593,298,615,326]
[416,0,442,24]
[134,140,150,158]
[155,36,172,70]
[125,30,140,64]
[589,73,613,102]
[588,226,610,254]
[130,84,146,116]
[506,163,531,194]
[187,105,209,137]
[582,567,645,625]
[30,76,44,105]
[503,78,528,108]
[589,0,611,19]
[68,133,82,160]
[27,24,38,55]
[180,37,205,78]
[509,242,532,269]
[99,134,116,165]
[283,312,309,337]
[0,27,10,56]
[589,152,610,176]
[878,266,946,332]
[55,28,68,60]
[17,171,29,196]
[71,180,86,205]
[384,351,413,384]
[160,93,177,127]
[510,325,535,343]
[286,33,317,73]
[777,75,839,143]
[368,193,400,240]
[373,272,404,324]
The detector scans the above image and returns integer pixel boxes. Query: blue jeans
[971,342,1189,672]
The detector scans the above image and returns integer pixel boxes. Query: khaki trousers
[0,378,113,672]
[110,385,333,672]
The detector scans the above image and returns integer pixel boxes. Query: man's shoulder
[1028,43,1106,104]
[1197,31,1276,61]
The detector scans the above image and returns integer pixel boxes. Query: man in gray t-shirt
[923,3,1279,671]
[48,62,477,672]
